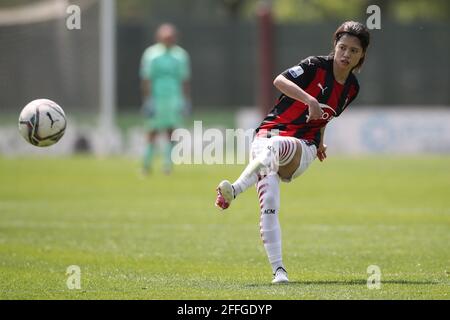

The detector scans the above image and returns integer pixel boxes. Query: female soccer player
[215,21,370,283]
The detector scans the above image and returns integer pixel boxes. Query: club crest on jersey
[288,66,304,78]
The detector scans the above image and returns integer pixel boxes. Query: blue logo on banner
[361,115,396,152]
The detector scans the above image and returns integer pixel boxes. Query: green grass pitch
[0,155,449,299]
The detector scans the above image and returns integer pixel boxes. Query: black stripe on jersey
[313,129,322,146]
[293,124,314,139]
[336,83,351,115]
[273,123,287,132]
[265,95,293,121]
[256,120,287,135]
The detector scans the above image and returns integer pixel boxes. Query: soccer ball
[18,99,67,147]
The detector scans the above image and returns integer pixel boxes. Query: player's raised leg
[215,137,268,210]
[215,145,264,210]
[215,136,300,210]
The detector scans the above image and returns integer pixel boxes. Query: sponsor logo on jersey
[320,104,337,121]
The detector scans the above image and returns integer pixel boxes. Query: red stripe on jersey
[277,100,308,123]
[304,68,327,98]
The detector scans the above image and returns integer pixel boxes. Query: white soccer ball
[18,99,67,147]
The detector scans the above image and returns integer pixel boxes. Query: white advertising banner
[325,107,450,154]
[2,107,450,156]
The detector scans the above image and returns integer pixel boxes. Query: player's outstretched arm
[273,75,323,122]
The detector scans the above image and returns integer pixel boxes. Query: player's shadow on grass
[246,279,439,287]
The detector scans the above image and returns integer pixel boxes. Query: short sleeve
[139,49,153,80]
[179,49,191,81]
[281,56,321,89]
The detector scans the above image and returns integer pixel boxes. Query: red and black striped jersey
[256,55,360,147]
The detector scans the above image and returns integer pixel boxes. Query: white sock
[257,174,285,273]
[232,159,264,196]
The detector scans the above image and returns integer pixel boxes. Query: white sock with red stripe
[257,174,285,273]
[232,160,263,196]
[232,137,298,197]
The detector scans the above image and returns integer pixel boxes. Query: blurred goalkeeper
[140,23,191,175]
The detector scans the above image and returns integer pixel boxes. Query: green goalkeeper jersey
[140,43,190,109]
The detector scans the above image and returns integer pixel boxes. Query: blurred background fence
[1,0,449,113]
[117,20,450,110]
[0,0,449,155]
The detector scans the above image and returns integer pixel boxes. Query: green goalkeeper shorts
[145,109,183,131]
[144,97,184,131]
